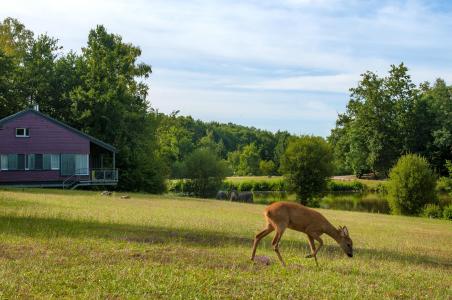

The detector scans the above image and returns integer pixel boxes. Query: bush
[328,180,365,192]
[387,154,437,216]
[443,205,452,220]
[422,204,442,219]
[437,177,452,194]
[238,181,254,192]
[181,149,229,197]
[280,136,334,206]
[222,179,288,192]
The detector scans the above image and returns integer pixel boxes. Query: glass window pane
[17,154,25,170]
[75,154,89,175]
[1,155,7,170]
[16,128,24,136]
[7,154,17,170]
[35,154,43,170]
[61,154,75,176]
[43,154,51,170]
[51,154,60,170]
[27,154,35,170]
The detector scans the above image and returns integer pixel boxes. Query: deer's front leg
[305,235,316,258]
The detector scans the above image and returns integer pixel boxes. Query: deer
[251,201,353,266]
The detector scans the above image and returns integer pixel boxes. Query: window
[27,154,43,170]
[27,154,60,170]
[60,154,88,176]
[75,154,89,175]
[27,154,35,170]
[50,154,60,170]
[16,128,30,137]
[0,154,26,170]
[1,155,7,170]
[43,154,51,170]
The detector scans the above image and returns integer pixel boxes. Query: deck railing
[63,168,118,189]
[91,169,118,182]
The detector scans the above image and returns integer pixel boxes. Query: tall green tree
[0,18,34,116]
[70,25,164,192]
[237,143,261,176]
[330,64,426,177]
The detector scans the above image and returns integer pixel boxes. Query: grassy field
[0,189,451,299]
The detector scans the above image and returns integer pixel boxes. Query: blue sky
[2,0,452,136]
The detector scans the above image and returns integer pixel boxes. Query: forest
[1,18,451,193]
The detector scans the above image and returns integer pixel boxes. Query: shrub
[182,149,229,197]
[328,180,365,192]
[238,181,254,192]
[222,179,288,192]
[387,154,437,216]
[280,136,334,206]
[422,204,442,219]
[443,205,452,220]
[437,177,452,194]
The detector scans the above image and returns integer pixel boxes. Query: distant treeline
[157,112,292,178]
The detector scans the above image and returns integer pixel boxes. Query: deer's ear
[342,226,349,236]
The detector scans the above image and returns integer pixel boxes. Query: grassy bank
[0,189,451,298]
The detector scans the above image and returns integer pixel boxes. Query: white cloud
[231,73,358,93]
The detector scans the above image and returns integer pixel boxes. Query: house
[0,107,118,189]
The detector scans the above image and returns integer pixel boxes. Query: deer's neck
[324,222,341,243]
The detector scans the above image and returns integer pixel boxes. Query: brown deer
[251,201,353,266]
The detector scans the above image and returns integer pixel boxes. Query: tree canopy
[329,64,452,177]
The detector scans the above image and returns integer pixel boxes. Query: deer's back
[264,201,327,233]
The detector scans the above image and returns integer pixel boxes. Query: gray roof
[0,109,117,152]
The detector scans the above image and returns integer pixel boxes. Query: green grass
[0,189,451,299]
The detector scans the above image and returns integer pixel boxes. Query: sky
[2,0,452,136]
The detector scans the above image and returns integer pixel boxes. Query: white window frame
[16,128,30,138]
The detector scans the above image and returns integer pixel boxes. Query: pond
[253,191,452,214]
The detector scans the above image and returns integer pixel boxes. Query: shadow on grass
[0,214,450,268]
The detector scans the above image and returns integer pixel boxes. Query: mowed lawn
[0,189,451,299]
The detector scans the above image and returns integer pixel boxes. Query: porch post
[113,152,116,170]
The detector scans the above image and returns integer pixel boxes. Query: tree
[0,18,34,116]
[182,148,229,197]
[387,154,437,216]
[329,64,425,177]
[70,25,164,192]
[421,79,452,175]
[280,136,334,205]
[237,143,261,176]
[259,160,276,176]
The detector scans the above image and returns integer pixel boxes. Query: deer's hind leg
[251,223,274,261]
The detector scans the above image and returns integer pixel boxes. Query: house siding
[0,111,90,182]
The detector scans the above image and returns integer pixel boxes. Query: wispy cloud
[2,0,451,135]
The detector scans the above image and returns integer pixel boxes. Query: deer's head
[338,226,353,257]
